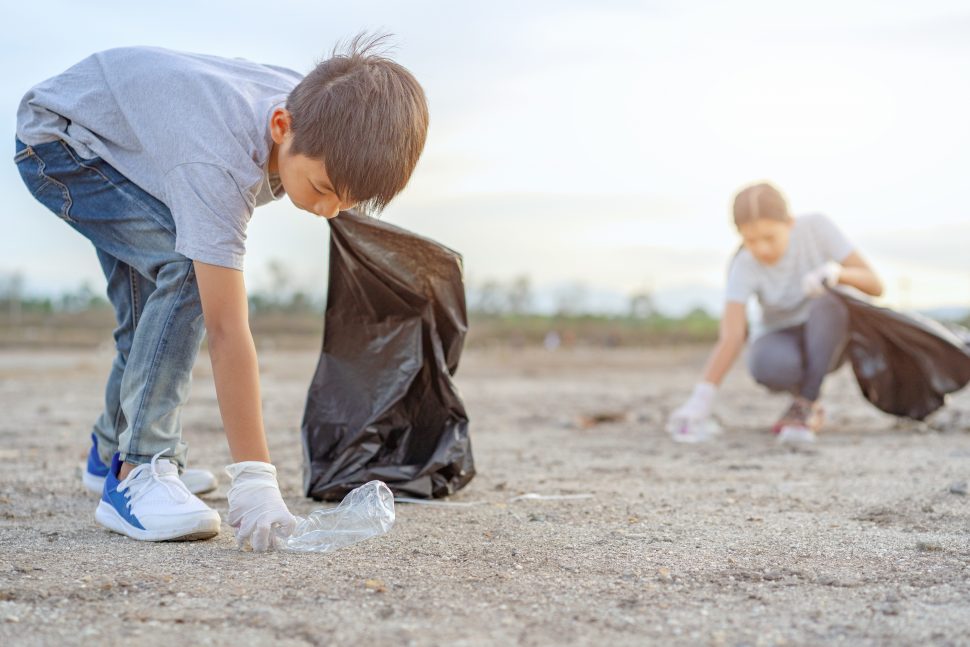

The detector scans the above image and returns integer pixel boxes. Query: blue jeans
[14,138,205,469]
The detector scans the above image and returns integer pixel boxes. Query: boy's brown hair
[732,182,791,228]
[286,33,429,214]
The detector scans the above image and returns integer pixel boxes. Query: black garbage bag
[301,210,474,501]
[833,288,970,420]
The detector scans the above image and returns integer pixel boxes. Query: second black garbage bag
[834,288,970,420]
[301,210,474,501]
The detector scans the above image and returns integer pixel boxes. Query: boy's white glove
[225,461,296,552]
[666,382,722,443]
[802,261,842,297]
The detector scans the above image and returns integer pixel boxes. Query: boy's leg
[91,250,156,465]
[14,139,204,470]
[116,257,205,467]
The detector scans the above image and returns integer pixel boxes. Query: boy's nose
[315,199,340,219]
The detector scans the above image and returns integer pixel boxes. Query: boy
[14,36,429,551]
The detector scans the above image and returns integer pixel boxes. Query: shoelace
[117,449,191,510]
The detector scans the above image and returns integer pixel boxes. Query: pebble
[915,541,943,552]
[948,481,967,496]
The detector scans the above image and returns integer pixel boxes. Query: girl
[667,182,884,444]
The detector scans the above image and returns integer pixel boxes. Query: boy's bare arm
[194,261,271,464]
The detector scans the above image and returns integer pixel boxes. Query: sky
[2,0,968,315]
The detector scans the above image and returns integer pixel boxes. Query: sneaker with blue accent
[95,451,221,542]
[83,434,217,496]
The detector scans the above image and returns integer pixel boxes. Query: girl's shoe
[773,397,823,445]
[95,451,221,542]
[83,434,217,495]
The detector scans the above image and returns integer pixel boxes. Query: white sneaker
[95,451,221,542]
[777,423,817,445]
[83,434,217,495]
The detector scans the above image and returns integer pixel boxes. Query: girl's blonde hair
[732,182,791,228]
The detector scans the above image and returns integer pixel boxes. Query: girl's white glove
[802,261,842,297]
[666,382,722,443]
[225,461,296,552]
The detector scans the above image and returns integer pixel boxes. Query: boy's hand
[226,461,296,551]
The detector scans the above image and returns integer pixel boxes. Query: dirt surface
[1,346,969,646]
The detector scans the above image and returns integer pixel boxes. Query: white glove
[802,261,841,297]
[225,461,296,552]
[666,382,721,442]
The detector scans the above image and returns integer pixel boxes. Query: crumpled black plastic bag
[833,288,970,420]
[301,210,474,501]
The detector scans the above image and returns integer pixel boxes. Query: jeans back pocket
[15,142,75,223]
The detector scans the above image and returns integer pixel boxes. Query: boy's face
[737,218,792,266]
[269,108,357,219]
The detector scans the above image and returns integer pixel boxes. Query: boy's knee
[154,259,196,289]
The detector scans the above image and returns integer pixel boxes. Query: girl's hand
[666,382,721,443]
[802,261,842,297]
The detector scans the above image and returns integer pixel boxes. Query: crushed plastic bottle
[667,417,723,444]
[277,480,395,553]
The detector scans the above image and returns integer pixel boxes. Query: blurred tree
[506,275,532,315]
[0,272,24,324]
[554,281,587,317]
[628,290,656,320]
[474,279,505,315]
[266,259,292,306]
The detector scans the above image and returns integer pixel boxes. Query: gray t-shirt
[725,213,855,337]
[17,47,302,270]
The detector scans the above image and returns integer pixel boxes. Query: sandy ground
[0,345,969,646]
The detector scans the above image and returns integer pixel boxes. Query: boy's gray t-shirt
[725,214,855,338]
[16,47,303,271]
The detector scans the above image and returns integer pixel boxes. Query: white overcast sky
[2,0,968,313]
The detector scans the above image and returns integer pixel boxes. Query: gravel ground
[1,346,969,646]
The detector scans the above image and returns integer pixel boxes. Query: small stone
[364,578,386,593]
[948,481,967,496]
[916,541,943,552]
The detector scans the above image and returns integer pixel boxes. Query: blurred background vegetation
[3,266,966,351]
[0,265,727,350]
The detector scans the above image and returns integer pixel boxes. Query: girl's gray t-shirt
[725,214,855,337]
[16,46,303,271]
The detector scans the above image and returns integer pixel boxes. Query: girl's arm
[838,251,884,297]
[701,301,748,385]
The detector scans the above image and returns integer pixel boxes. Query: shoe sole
[777,428,817,445]
[82,467,218,496]
[82,469,107,495]
[95,501,221,542]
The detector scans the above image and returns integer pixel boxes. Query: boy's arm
[194,261,270,463]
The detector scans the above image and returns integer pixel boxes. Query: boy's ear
[270,108,292,145]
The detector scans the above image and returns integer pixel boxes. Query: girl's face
[737,218,792,266]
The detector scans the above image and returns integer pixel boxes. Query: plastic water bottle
[668,417,723,443]
[278,480,396,553]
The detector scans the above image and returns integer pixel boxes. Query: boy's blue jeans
[14,138,205,469]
